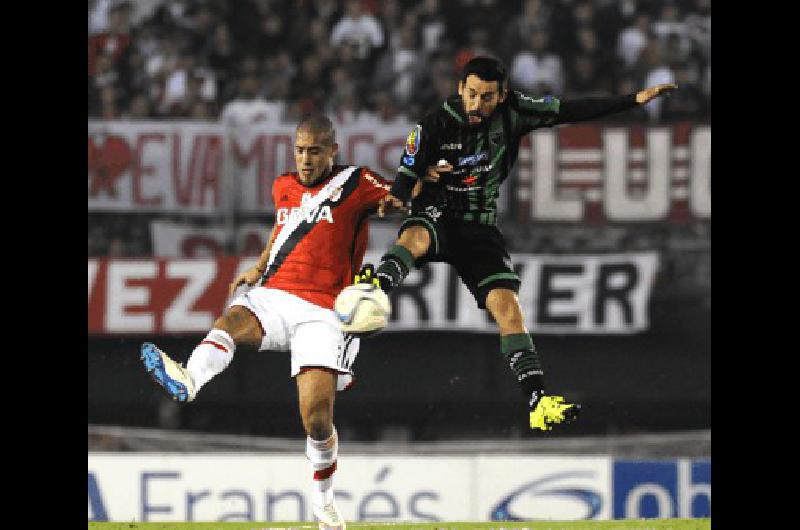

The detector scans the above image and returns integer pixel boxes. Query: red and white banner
[149,220,269,257]
[88,252,657,335]
[88,120,710,222]
[516,123,711,222]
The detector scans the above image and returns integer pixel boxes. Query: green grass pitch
[88,519,710,530]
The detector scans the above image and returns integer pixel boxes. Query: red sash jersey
[262,165,390,309]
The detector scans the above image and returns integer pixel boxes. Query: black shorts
[399,209,520,309]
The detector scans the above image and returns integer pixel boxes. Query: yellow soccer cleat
[353,263,380,288]
[529,395,580,431]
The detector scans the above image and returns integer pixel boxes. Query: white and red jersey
[261,165,390,309]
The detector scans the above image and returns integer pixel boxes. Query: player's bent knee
[302,404,334,440]
[398,226,431,258]
[215,306,263,349]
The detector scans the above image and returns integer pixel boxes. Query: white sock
[185,329,235,391]
[306,427,338,507]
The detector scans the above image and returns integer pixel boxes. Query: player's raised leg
[485,287,580,430]
[140,305,263,402]
[297,367,345,530]
[359,224,430,290]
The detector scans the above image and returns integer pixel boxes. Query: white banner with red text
[88,120,709,222]
[87,252,657,335]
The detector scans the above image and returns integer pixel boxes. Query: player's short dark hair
[460,56,508,91]
[296,114,336,146]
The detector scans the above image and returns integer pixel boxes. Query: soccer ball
[334,283,391,336]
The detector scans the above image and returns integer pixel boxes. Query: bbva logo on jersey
[276,205,334,225]
[276,200,335,225]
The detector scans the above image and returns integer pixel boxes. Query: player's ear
[458,80,464,95]
[330,142,339,158]
[499,84,508,103]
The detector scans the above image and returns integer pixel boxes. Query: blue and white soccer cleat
[140,342,197,402]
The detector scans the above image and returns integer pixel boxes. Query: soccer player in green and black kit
[358,56,676,431]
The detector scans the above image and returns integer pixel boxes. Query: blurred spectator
[100,86,120,119]
[88,1,132,76]
[685,0,711,65]
[330,0,385,61]
[370,90,406,123]
[87,0,710,124]
[617,13,651,71]
[460,0,510,48]
[416,51,457,116]
[254,13,288,53]
[206,23,240,99]
[661,66,707,121]
[635,37,675,122]
[566,55,608,99]
[290,54,329,115]
[499,0,553,62]
[220,75,285,126]
[510,30,564,94]
[162,55,217,116]
[373,25,423,106]
[123,93,153,119]
[454,26,496,72]
[573,27,613,91]
[417,0,448,54]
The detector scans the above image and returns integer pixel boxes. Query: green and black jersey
[391,90,639,225]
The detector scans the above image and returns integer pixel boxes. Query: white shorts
[229,287,359,391]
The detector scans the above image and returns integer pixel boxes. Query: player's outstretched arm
[228,224,279,298]
[553,83,678,125]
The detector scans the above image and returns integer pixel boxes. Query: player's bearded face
[458,75,507,125]
[294,130,338,186]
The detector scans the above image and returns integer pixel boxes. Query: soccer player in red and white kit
[140,114,402,529]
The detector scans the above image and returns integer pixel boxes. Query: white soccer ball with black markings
[334,283,391,336]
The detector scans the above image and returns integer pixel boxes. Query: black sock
[501,333,545,409]
[375,244,415,293]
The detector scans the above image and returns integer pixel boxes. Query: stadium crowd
[88,0,710,124]
[87,0,710,300]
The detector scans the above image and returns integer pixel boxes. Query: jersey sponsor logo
[405,124,421,156]
[276,204,335,225]
[440,142,462,150]
[446,184,483,192]
[402,155,415,165]
[519,93,545,104]
[458,151,488,166]
[462,174,479,186]
[473,164,493,173]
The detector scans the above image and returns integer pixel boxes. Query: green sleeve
[510,91,561,134]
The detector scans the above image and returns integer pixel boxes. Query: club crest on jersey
[405,125,421,156]
[328,185,343,202]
